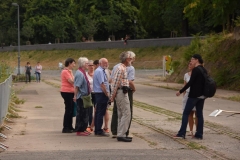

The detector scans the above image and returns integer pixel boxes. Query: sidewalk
[1,75,240,159]
[0,81,207,160]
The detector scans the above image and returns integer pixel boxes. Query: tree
[48,17,67,43]
[21,23,34,42]
[73,0,140,40]
[182,0,240,31]
[81,16,98,41]
[162,0,183,36]
[24,0,75,43]
[138,0,166,38]
[104,8,124,40]
[7,26,18,45]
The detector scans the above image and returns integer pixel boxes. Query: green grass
[168,33,240,91]
[227,95,240,102]
[35,106,43,108]
[187,142,206,150]
[0,46,186,70]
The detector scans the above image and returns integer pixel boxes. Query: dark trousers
[60,92,74,130]
[75,98,89,132]
[177,97,205,138]
[111,89,133,136]
[26,72,31,82]
[94,93,108,135]
[88,93,95,126]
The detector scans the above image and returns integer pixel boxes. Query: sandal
[187,131,193,136]
[103,128,109,133]
[86,127,93,133]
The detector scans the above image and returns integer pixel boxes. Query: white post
[163,56,166,77]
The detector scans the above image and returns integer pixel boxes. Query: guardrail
[0,75,12,150]
[0,37,198,52]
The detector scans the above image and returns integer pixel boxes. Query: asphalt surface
[0,70,240,160]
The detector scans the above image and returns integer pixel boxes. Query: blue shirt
[74,70,88,99]
[93,66,109,93]
[126,65,135,81]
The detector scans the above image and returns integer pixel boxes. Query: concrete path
[0,72,240,160]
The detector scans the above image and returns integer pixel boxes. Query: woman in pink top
[60,58,76,133]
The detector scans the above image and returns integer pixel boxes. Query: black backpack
[198,66,217,98]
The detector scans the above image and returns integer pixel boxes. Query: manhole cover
[19,90,38,95]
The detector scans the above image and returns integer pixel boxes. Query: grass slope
[0,46,186,69]
[168,34,240,91]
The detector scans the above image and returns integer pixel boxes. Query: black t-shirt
[25,65,32,73]
[180,65,206,98]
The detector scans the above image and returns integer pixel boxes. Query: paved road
[0,70,240,160]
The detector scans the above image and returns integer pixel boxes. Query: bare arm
[73,86,79,102]
[129,80,136,92]
[67,70,74,84]
[183,80,187,96]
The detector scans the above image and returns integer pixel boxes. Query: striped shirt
[111,63,129,98]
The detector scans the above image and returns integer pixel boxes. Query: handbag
[82,94,93,108]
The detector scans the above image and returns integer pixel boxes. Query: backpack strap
[197,65,207,78]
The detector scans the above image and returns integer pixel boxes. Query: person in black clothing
[25,62,32,83]
[174,54,206,140]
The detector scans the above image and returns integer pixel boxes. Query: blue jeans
[94,93,109,135]
[177,97,205,138]
[36,72,41,82]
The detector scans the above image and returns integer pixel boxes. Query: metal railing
[0,74,12,150]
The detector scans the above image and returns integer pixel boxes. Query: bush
[0,63,12,83]
[12,74,36,82]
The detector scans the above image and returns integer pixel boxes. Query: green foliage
[21,23,34,41]
[183,34,201,61]
[169,33,240,91]
[48,17,68,42]
[104,12,124,38]
[0,62,11,83]
[234,16,240,27]
[1,0,240,43]
[81,16,98,40]
[171,61,181,70]
[13,74,36,82]
[162,0,183,33]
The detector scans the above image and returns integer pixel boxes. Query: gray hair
[119,51,131,63]
[128,51,136,58]
[78,57,88,67]
[88,60,93,65]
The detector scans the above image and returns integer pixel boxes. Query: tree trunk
[233,26,240,40]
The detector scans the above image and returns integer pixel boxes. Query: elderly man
[110,51,133,142]
[111,51,136,139]
[93,58,110,136]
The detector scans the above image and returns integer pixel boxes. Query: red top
[60,69,74,93]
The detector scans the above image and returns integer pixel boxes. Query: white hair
[128,51,136,58]
[78,57,88,67]
[99,58,107,64]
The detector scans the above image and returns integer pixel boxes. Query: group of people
[60,51,136,142]
[25,62,42,83]
[59,52,207,142]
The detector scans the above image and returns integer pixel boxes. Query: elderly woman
[60,58,75,133]
[86,60,95,132]
[73,57,91,136]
